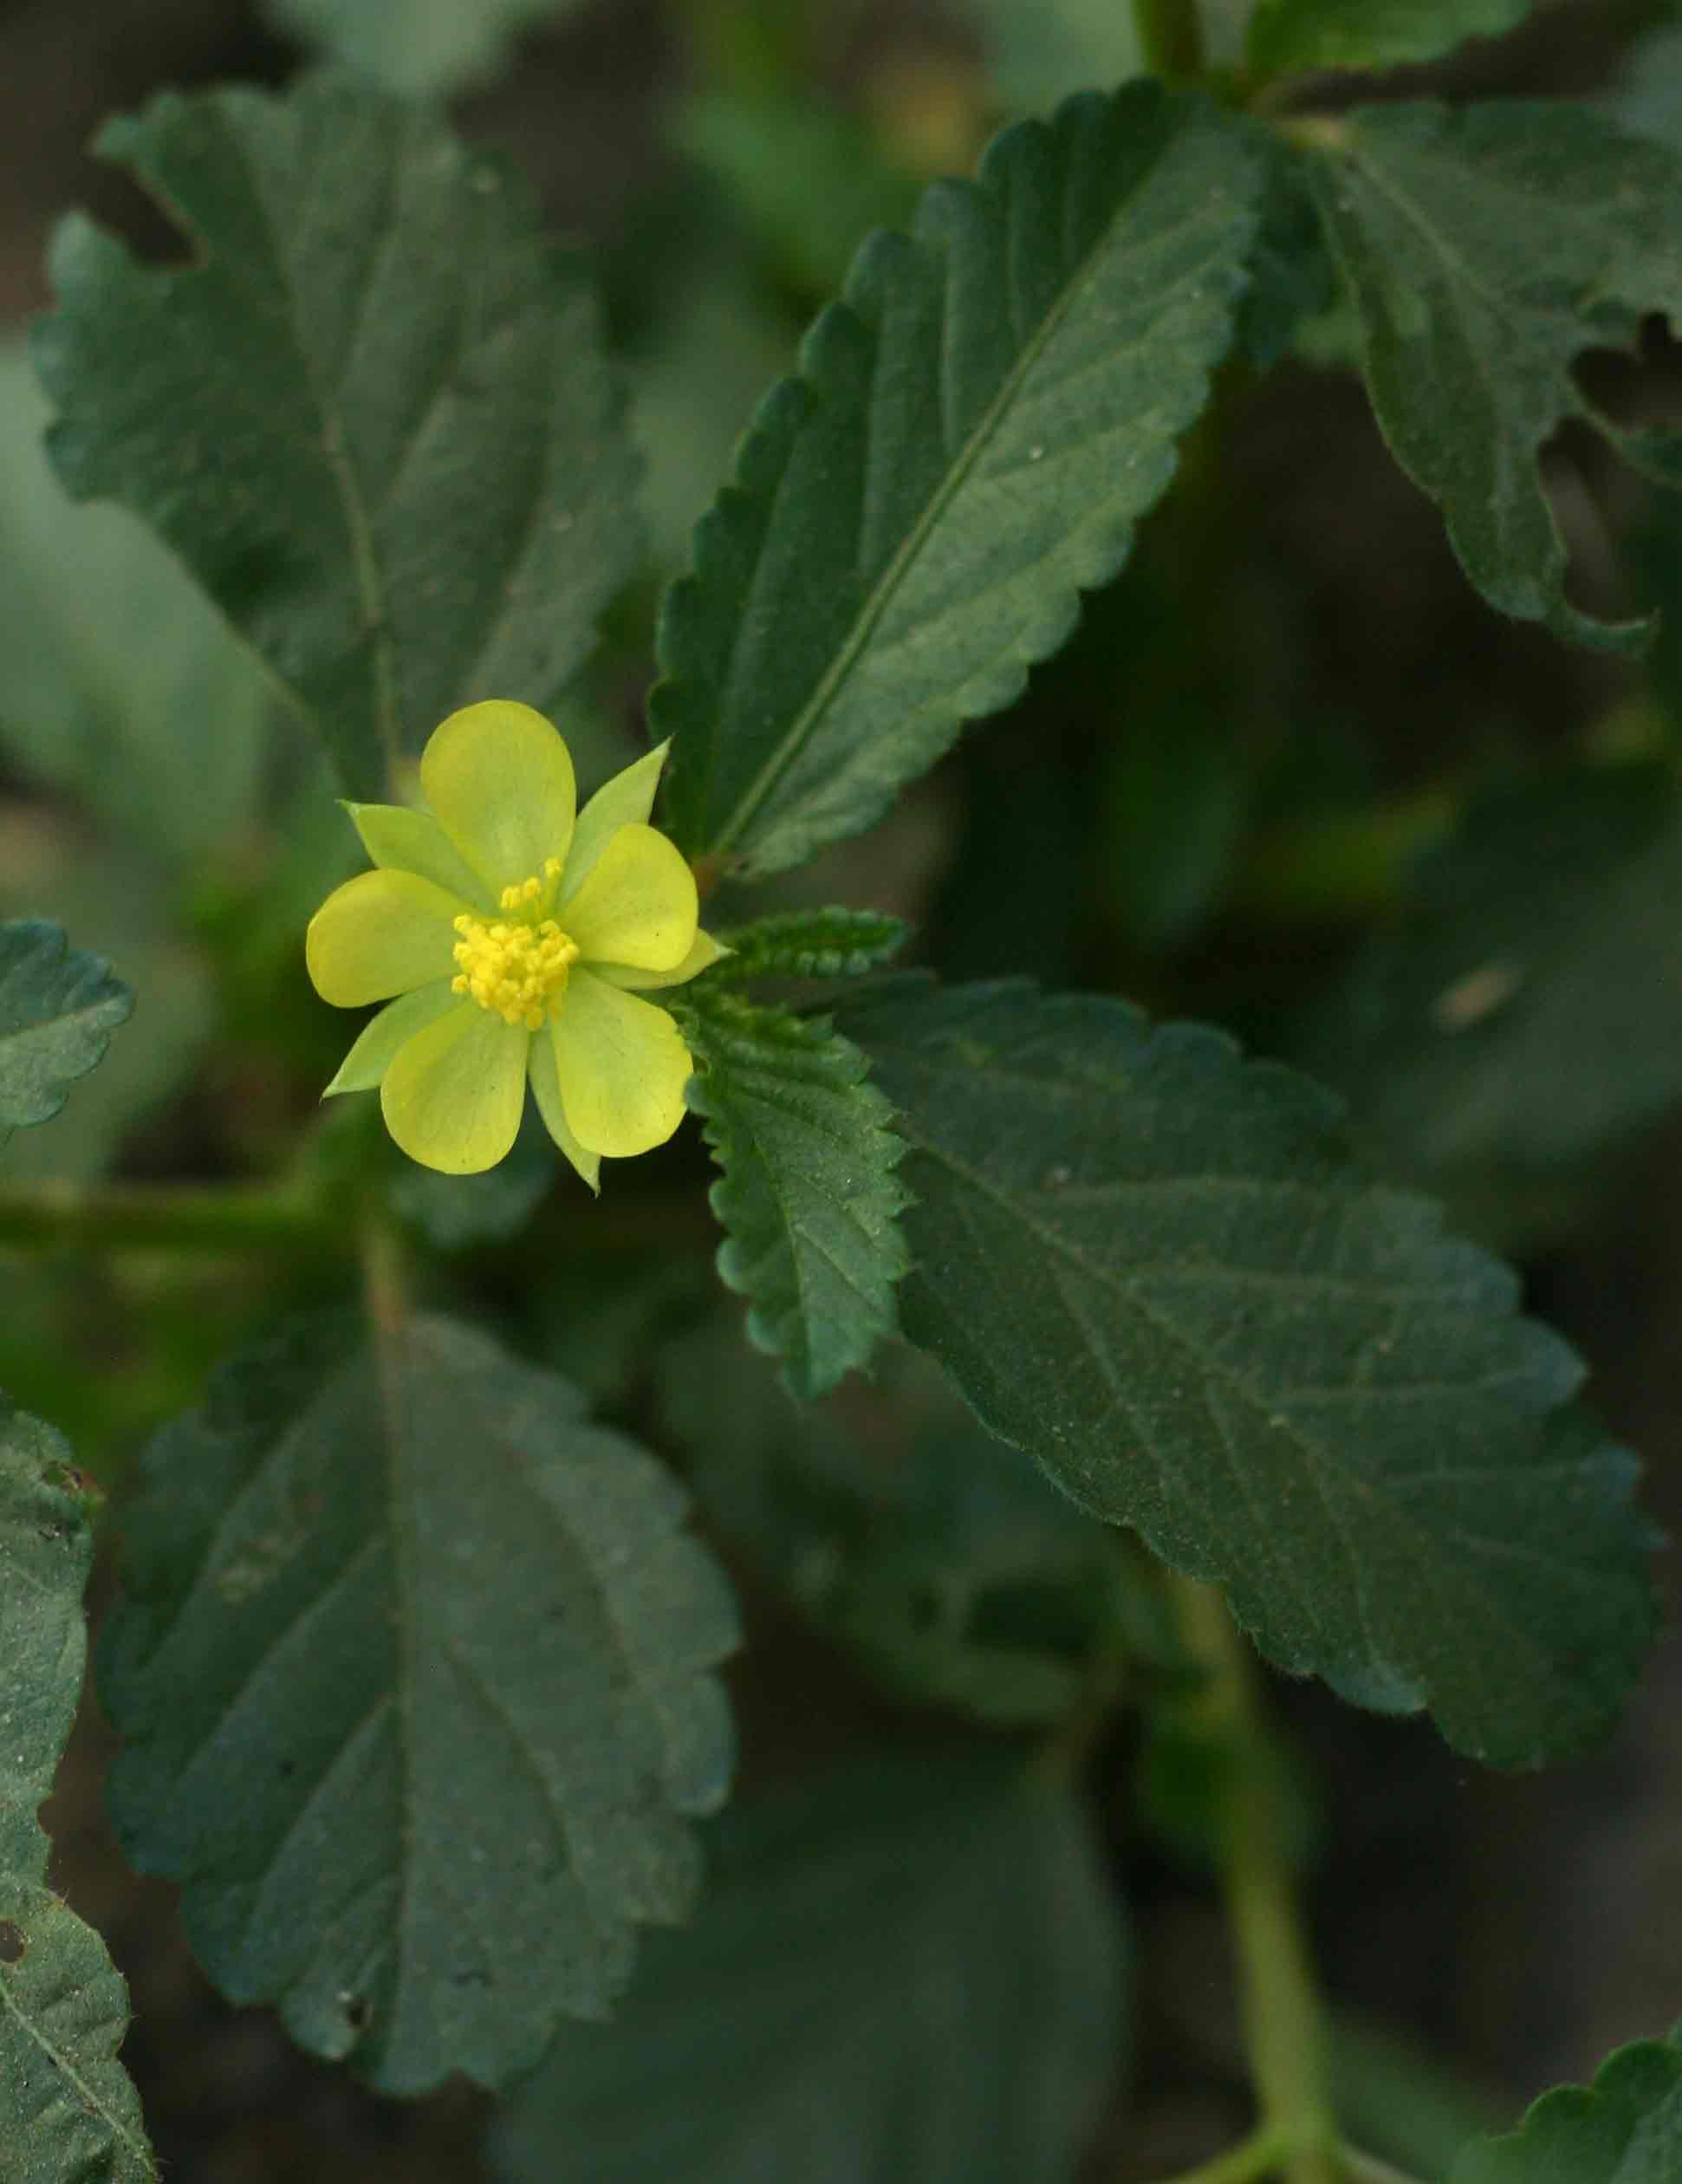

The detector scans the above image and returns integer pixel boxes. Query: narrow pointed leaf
[100,1310,738,2095]
[679,988,909,1399]
[709,907,910,984]
[1248,0,1536,75]
[490,1749,1125,2184]
[844,979,1656,1769]
[1301,101,1682,653]
[1450,2025,1682,2184]
[654,81,1260,877]
[36,74,640,800]
[1,1396,155,2183]
[0,920,132,1149]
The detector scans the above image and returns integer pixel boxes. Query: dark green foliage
[0,1396,155,2182]
[846,979,1657,1768]
[654,81,1260,874]
[0,920,132,1147]
[489,1749,1125,2184]
[100,1310,738,2093]
[680,988,909,1398]
[1450,2025,1682,2183]
[1248,0,1536,75]
[36,74,640,799]
[1302,100,1682,650]
[709,907,911,985]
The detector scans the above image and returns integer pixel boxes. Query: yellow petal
[380,1004,529,1173]
[419,699,575,890]
[591,928,731,991]
[558,741,669,908]
[305,869,469,1007]
[528,1023,601,1193]
[562,823,697,972]
[549,969,693,1157]
[324,979,463,1095]
[344,803,493,908]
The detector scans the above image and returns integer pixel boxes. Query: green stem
[1132,0,1206,76]
[1173,1578,1340,2184]
[1152,2123,1293,2184]
[0,1180,341,1255]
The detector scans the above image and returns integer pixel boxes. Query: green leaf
[100,1310,739,2094]
[0,920,132,1150]
[951,0,1145,111]
[0,345,276,869]
[35,73,641,802]
[653,81,1259,877]
[489,1747,1125,2184]
[1,1396,155,2182]
[263,0,582,96]
[679,989,910,1400]
[843,979,1657,1769]
[1299,762,1682,1186]
[1248,0,1536,75]
[1449,2025,1682,2184]
[658,1312,1141,1724]
[710,906,910,983]
[1300,101,1682,653]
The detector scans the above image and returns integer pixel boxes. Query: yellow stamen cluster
[451,860,578,1030]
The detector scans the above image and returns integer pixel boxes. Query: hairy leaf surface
[263,0,581,95]
[490,1749,1124,2184]
[680,989,909,1398]
[1,1398,155,2183]
[36,74,640,800]
[1302,101,1682,651]
[1301,762,1682,1185]
[845,980,1656,1768]
[100,1311,738,2094]
[1249,0,1535,75]
[710,907,910,984]
[654,81,1259,875]
[1450,2025,1682,2183]
[0,920,132,1149]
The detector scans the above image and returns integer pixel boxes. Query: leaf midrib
[706,113,1207,861]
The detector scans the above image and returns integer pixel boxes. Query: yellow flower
[305,700,725,1187]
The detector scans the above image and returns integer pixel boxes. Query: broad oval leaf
[1248,0,1536,75]
[844,979,1657,1769]
[1449,2025,1682,2184]
[1300,101,1682,653]
[35,73,641,801]
[653,81,1260,877]
[1,1396,154,2184]
[679,988,909,1399]
[100,1310,739,2095]
[490,1748,1126,2184]
[0,920,132,1149]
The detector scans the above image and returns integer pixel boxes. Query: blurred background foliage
[6,0,1682,2177]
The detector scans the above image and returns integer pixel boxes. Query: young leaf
[1,1396,155,2183]
[1300,762,1682,1183]
[35,74,641,802]
[679,989,909,1399]
[653,81,1259,877]
[1299,101,1682,653]
[1248,0,1535,76]
[710,906,910,983]
[1449,2025,1682,2183]
[0,920,132,1149]
[843,979,1657,1770]
[99,1310,738,2096]
[489,1748,1125,2184]
[263,0,582,97]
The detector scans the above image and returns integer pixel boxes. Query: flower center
[451,860,578,1030]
